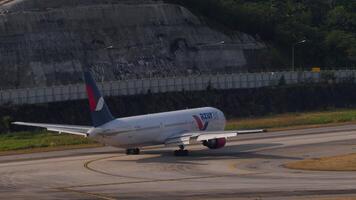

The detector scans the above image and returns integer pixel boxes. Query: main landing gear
[126,148,140,155]
[174,145,189,156]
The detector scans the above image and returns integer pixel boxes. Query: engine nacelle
[202,138,227,149]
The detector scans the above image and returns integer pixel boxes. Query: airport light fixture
[292,39,306,71]
[214,41,225,45]
[197,41,225,48]
[106,45,117,49]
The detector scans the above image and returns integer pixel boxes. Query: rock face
[0,0,265,89]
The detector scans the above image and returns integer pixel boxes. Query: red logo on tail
[86,85,97,111]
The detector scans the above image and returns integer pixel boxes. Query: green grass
[226,109,356,130]
[285,153,356,171]
[0,131,97,152]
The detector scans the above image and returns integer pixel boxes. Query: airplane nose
[214,108,226,121]
[220,110,226,121]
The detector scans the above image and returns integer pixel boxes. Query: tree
[165,0,356,68]
[325,30,356,64]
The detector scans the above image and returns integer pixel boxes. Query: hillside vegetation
[167,0,356,68]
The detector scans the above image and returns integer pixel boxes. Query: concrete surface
[1,125,356,199]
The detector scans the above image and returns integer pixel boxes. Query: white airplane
[13,72,264,156]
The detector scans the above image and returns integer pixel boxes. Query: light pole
[292,39,306,71]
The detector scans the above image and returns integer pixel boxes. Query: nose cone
[219,109,226,122]
[212,107,226,125]
[213,108,225,119]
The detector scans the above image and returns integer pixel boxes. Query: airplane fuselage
[89,107,226,148]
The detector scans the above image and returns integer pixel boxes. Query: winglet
[84,71,114,127]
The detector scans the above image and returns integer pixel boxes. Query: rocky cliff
[0,0,265,88]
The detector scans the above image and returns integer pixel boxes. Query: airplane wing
[164,133,193,146]
[12,122,92,137]
[165,129,265,147]
[236,129,265,134]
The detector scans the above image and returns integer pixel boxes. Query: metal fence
[0,70,355,105]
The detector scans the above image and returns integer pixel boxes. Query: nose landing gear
[174,145,189,156]
[126,148,140,155]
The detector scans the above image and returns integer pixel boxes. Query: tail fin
[84,71,114,127]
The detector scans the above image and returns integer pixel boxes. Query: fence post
[9,90,11,104]
[67,85,71,101]
[26,88,30,104]
[173,77,176,91]
[254,73,257,88]
[247,73,250,88]
[62,86,65,102]
[126,80,130,95]
[35,87,38,104]
[51,86,55,102]
[110,81,113,96]
[76,84,80,100]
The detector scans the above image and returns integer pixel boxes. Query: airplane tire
[133,148,140,155]
[174,150,189,157]
[126,148,140,155]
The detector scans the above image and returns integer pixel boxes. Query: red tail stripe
[86,85,97,111]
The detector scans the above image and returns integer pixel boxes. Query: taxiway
[1,125,356,199]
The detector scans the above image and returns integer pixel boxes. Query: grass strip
[0,131,98,152]
[226,109,356,130]
[285,153,356,171]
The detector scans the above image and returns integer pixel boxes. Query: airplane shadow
[125,143,301,164]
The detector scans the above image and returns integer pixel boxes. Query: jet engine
[202,138,226,149]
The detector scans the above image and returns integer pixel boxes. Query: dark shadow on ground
[117,143,300,164]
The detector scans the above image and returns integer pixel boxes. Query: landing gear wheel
[174,145,189,156]
[174,149,189,156]
[126,148,140,155]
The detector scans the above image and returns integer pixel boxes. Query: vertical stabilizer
[84,71,114,127]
